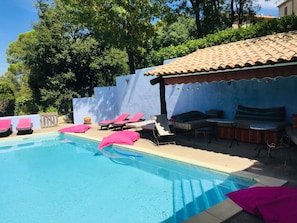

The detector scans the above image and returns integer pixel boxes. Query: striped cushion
[293,114,297,128]
[235,105,285,122]
[218,126,279,144]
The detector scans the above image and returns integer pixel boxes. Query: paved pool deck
[3,123,297,223]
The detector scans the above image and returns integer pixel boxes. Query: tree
[145,16,196,65]
[19,1,129,114]
[5,31,38,115]
[59,0,166,74]
[0,79,15,116]
[25,2,99,113]
[151,16,197,49]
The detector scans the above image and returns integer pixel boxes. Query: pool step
[173,178,237,222]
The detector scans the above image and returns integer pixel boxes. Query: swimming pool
[0,133,255,223]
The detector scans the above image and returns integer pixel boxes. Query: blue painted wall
[116,67,161,120]
[73,86,117,124]
[167,76,297,121]
[73,65,297,125]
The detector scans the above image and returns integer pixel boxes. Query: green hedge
[147,15,297,66]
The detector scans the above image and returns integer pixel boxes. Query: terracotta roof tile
[145,31,297,76]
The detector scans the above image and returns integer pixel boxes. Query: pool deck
[3,123,297,223]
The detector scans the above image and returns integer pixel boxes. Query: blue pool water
[0,133,255,223]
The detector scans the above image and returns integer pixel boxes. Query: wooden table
[206,118,239,148]
[250,122,280,157]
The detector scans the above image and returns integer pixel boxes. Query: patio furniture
[98,113,130,130]
[207,118,238,147]
[171,111,208,133]
[16,118,33,135]
[152,114,175,146]
[112,113,145,130]
[250,122,284,157]
[125,120,154,129]
[0,119,12,136]
[286,126,297,146]
[194,126,217,144]
[218,105,288,144]
[172,110,223,136]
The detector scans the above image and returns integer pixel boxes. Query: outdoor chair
[112,113,144,130]
[255,133,291,167]
[0,119,12,136]
[16,118,33,135]
[152,114,176,146]
[98,113,130,130]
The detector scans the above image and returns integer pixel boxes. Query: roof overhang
[157,62,297,85]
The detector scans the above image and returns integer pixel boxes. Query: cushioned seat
[218,105,288,144]
[172,111,208,131]
[0,119,12,136]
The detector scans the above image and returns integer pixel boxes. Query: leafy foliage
[20,2,128,114]
[59,0,166,74]
[0,79,15,116]
[145,15,297,66]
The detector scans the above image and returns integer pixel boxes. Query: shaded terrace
[145,31,297,116]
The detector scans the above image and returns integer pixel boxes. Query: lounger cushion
[99,130,140,148]
[16,118,33,131]
[0,119,12,132]
[235,105,285,122]
[171,111,207,122]
[172,111,208,131]
[173,119,209,131]
[227,186,297,223]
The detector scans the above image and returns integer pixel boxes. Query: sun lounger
[125,120,154,129]
[0,119,12,136]
[16,118,33,134]
[152,114,175,145]
[98,113,130,130]
[112,113,145,130]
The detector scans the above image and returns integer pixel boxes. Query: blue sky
[0,0,280,76]
[1,0,38,75]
